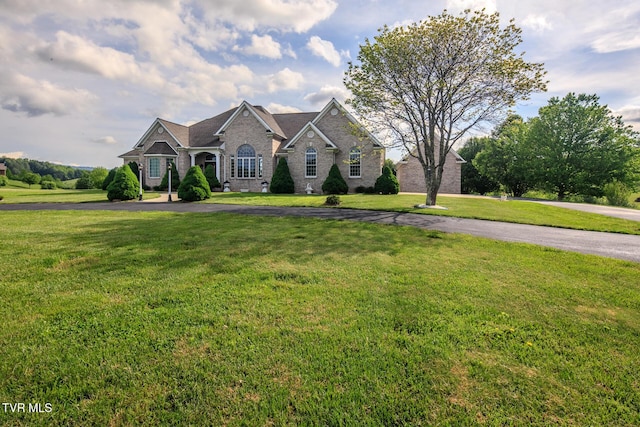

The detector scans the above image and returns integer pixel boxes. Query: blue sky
[1,0,639,168]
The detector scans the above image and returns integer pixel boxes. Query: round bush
[322,164,348,194]
[40,181,56,190]
[107,165,140,201]
[374,165,400,194]
[178,166,211,201]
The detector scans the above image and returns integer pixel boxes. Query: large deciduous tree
[527,93,639,200]
[344,9,546,205]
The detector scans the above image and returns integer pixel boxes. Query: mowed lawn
[1,211,639,425]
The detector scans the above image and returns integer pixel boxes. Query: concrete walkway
[2,201,640,263]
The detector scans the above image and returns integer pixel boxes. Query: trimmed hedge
[178,166,211,201]
[322,164,348,194]
[374,165,400,194]
[107,165,140,201]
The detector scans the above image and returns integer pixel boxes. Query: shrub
[322,164,348,194]
[107,165,140,201]
[40,181,56,190]
[603,180,632,207]
[270,157,295,194]
[178,166,211,201]
[158,162,180,191]
[0,175,7,186]
[325,195,341,206]
[355,185,366,193]
[75,174,93,189]
[0,195,3,201]
[204,164,221,190]
[102,168,117,190]
[374,165,400,194]
[364,186,376,194]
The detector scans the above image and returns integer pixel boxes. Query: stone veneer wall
[396,151,463,194]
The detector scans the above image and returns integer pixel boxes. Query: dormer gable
[313,98,384,148]
[134,118,188,149]
[215,101,285,138]
[282,122,338,151]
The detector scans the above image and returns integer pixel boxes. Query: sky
[1,0,639,168]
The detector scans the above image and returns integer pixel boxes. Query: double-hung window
[349,148,361,178]
[305,148,317,178]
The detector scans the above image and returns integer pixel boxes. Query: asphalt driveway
[2,202,640,263]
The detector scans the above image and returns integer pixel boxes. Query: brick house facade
[396,149,465,194]
[119,99,385,193]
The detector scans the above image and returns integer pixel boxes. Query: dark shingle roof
[273,112,318,140]
[188,108,237,148]
[145,142,178,155]
[158,119,189,146]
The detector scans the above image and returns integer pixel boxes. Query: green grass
[1,211,639,425]
[202,192,640,235]
[0,188,159,203]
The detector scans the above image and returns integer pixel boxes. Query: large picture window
[149,158,160,178]
[349,148,361,178]
[237,144,256,178]
[305,148,317,177]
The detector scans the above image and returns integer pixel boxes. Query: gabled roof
[134,118,188,148]
[281,122,338,151]
[189,107,236,148]
[313,98,384,148]
[118,149,140,159]
[272,112,318,139]
[215,101,285,138]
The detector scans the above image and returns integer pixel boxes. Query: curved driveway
[2,202,640,263]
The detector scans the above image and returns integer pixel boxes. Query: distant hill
[0,157,90,181]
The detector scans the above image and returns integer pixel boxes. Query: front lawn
[0,188,159,203]
[1,211,639,425]
[202,192,640,235]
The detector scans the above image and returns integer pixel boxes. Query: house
[0,163,6,176]
[119,99,385,193]
[395,149,465,194]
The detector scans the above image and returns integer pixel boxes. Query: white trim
[215,101,273,135]
[312,98,384,148]
[134,119,186,149]
[282,122,337,151]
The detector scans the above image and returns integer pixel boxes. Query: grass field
[0,188,159,203]
[1,210,639,425]
[202,192,640,235]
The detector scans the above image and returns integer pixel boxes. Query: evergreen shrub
[270,157,295,194]
[322,164,348,194]
[374,165,400,194]
[178,166,211,201]
[107,165,140,201]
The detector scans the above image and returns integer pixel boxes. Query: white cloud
[198,0,338,33]
[521,14,552,33]
[266,103,302,113]
[265,68,304,93]
[304,85,350,105]
[0,72,97,117]
[307,36,343,66]
[236,34,283,59]
[92,136,118,145]
[35,31,165,88]
[0,152,26,159]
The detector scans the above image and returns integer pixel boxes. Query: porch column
[215,153,220,180]
[189,153,195,166]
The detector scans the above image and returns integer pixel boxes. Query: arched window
[349,148,361,178]
[305,148,317,177]
[237,144,256,178]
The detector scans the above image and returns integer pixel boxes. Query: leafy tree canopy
[344,9,546,205]
[527,93,640,199]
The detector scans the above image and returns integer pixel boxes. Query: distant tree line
[1,158,87,181]
[458,93,640,206]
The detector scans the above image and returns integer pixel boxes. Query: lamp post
[138,162,143,201]
[167,162,172,202]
